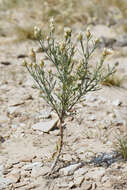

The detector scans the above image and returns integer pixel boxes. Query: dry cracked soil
[1,7,127,190]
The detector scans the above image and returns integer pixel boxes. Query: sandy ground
[1,4,127,190]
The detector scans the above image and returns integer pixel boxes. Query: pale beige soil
[1,5,127,190]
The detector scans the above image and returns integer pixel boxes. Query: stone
[32,119,58,133]
[85,94,98,102]
[11,160,20,165]
[49,129,59,136]
[68,181,75,188]
[26,183,38,190]
[32,166,50,176]
[37,108,51,119]
[74,176,84,187]
[23,162,43,171]
[92,183,97,190]
[20,170,31,177]
[85,168,105,181]
[59,163,83,176]
[20,155,36,162]
[14,162,25,169]
[74,167,88,177]
[82,182,92,190]
[1,61,11,66]
[5,163,13,170]
[57,182,69,188]
[13,181,28,188]
[103,180,111,188]
[99,36,116,48]
[112,99,122,106]
[101,175,109,183]
[61,154,73,162]
[7,106,18,115]
[113,109,126,126]
[7,169,20,183]
[106,141,113,146]
[24,77,34,87]
[0,177,13,190]
[0,165,4,177]
[0,115,9,124]
[116,35,127,47]
[113,118,126,126]
[88,115,96,121]
[92,25,116,39]
[31,166,46,178]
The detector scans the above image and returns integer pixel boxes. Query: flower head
[77,32,83,41]
[86,28,91,39]
[64,27,72,37]
[102,48,113,57]
[22,60,27,67]
[29,48,36,62]
[94,38,99,45]
[49,17,55,32]
[34,26,41,39]
[39,59,44,67]
[59,41,66,52]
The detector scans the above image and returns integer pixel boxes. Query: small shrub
[116,136,127,160]
[23,18,117,173]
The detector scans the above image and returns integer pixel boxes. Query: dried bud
[39,59,44,67]
[34,26,41,39]
[33,63,37,68]
[115,62,119,67]
[94,38,99,45]
[102,48,113,57]
[22,60,27,67]
[50,17,54,25]
[77,33,83,41]
[64,32,68,40]
[48,69,52,74]
[30,48,36,62]
[46,36,50,41]
[64,27,72,37]
[51,26,55,32]
[59,41,66,52]
[86,28,91,39]
[49,17,55,32]
[28,62,32,67]
[77,62,82,70]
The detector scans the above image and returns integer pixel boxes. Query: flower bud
[64,27,72,37]
[30,48,36,62]
[51,26,55,32]
[102,48,113,57]
[33,63,37,68]
[78,61,82,70]
[28,62,32,67]
[77,33,83,41]
[59,41,66,52]
[22,60,27,67]
[34,26,41,39]
[94,38,99,45]
[86,28,91,39]
[64,32,68,40]
[48,69,52,74]
[115,62,119,67]
[49,17,55,32]
[46,36,50,41]
[50,17,54,25]
[39,59,44,67]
